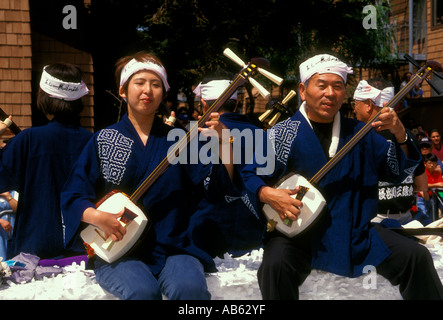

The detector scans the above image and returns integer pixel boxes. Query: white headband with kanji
[299,54,353,84]
[40,66,89,101]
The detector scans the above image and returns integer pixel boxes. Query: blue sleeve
[0,132,30,193]
[61,137,101,248]
[241,129,283,210]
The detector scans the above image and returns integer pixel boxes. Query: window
[433,0,443,26]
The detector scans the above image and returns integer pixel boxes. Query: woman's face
[119,70,164,119]
[430,131,441,146]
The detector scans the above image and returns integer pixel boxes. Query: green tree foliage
[136,0,396,101]
[83,0,396,121]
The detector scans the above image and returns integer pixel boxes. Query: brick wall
[425,0,443,97]
[0,0,94,137]
[0,0,32,132]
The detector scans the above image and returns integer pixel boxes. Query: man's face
[299,73,346,123]
[353,99,372,123]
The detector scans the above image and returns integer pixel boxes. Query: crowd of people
[0,51,442,300]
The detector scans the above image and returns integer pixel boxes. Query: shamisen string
[39,66,90,101]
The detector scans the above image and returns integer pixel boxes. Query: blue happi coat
[241,109,421,277]
[188,112,265,256]
[61,114,238,275]
[0,121,93,259]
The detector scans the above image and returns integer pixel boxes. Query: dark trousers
[257,224,443,300]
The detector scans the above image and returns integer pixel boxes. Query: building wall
[0,0,94,139]
[0,0,32,132]
[390,0,443,98]
[425,0,443,97]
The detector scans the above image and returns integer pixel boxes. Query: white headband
[353,80,395,108]
[193,79,237,101]
[39,66,89,101]
[120,58,170,92]
[299,54,353,83]
[379,86,395,107]
[353,80,381,105]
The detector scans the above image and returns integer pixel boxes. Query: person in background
[0,120,16,260]
[410,83,423,100]
[0,191,17,260]
[352,78,428,226]
[417,153,443,221]
[399,71,412,109]
[189,75,264,257]
[430,129,443,162]
[420,137,442,174]
[0,62,93,260]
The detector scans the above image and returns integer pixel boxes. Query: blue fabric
[220,112,263,171]
[187,112,265,257]
[94,254,210,300]
[0,121,92,259]
[242,111,421,277]
[61,114,236,275]
[0,194,12,212]
[416,196,433,225]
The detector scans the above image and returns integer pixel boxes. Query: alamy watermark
[166,121,275,175]
[62,5,77,30]
[363,5,377,30]
[63,4,378,31]
[362,265,377,289]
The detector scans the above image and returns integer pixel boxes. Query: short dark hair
[37,62,85,125]
[424,153,438,163]
[367,77,393,91]
[205,99,237,113]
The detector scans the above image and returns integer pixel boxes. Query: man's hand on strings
[198,112,227,140]
[371,106,407,144]
[259,186,304,222]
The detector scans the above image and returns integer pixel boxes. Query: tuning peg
[268,112,281,127]
[257,67,283,86]
[282,90,296,105]
[258,109,273,122]
[259,89,297,126]
[249,77,270,99]
[223,48,247,68]
[223,48,283,86]
[265,90,295,126]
